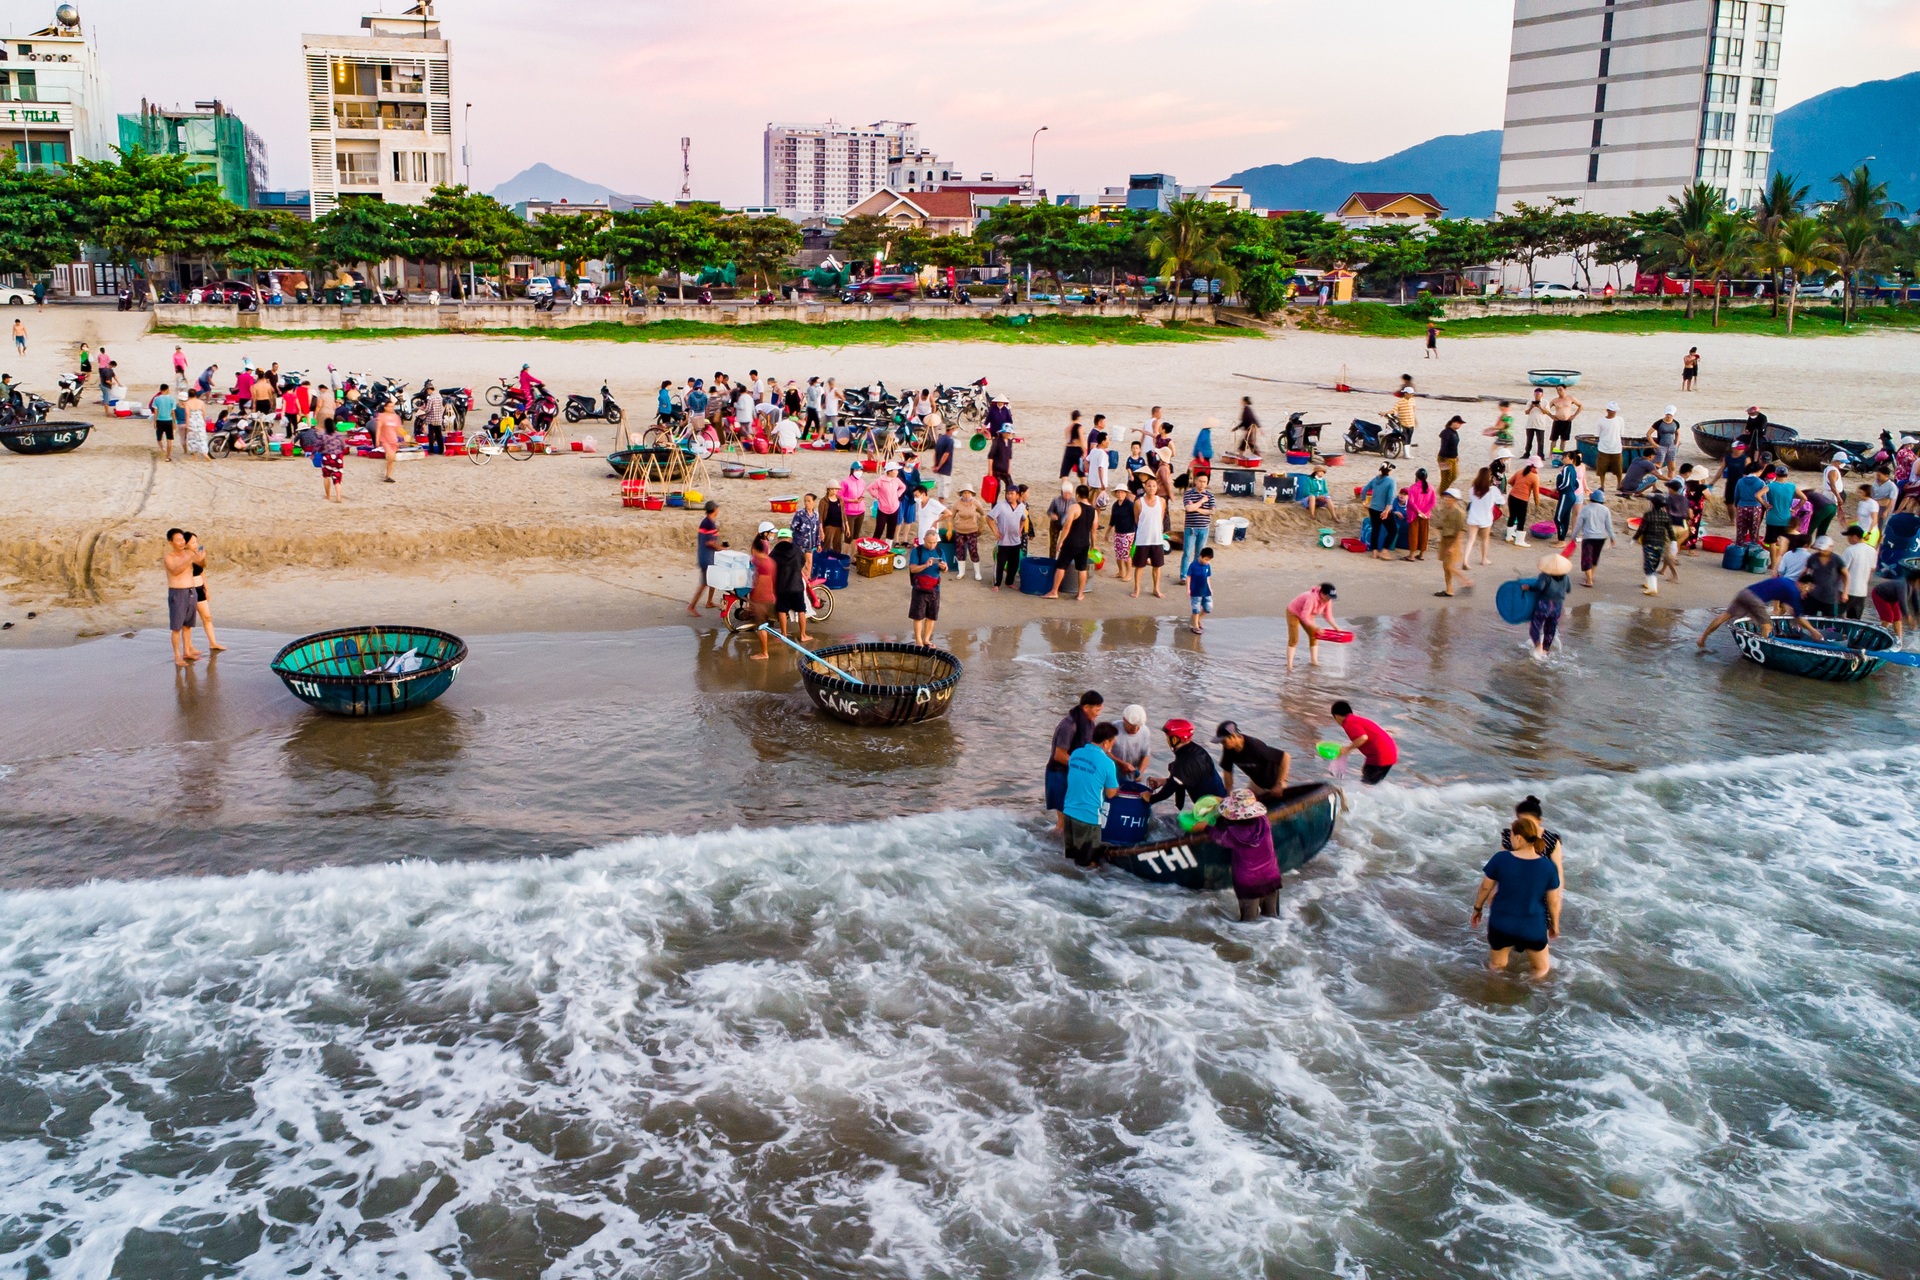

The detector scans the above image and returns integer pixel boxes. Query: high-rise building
[0,5,113,170]
[118,100,267,207]
[302,1,453,218]
[763,121,919,217]
[1496,0,1785,215]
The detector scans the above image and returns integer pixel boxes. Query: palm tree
[1827,217,1886,326]
[1830,164,1903,226]
[1753,171,1808,315]
[1146,197,1228,319]
[1770,216,1838,334]
[1701,211,1754,327]
[1651,183,1721,318]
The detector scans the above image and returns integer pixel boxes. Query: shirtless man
[164,529,199,667]
[376,404,403,483]
[1547,387,1583,459]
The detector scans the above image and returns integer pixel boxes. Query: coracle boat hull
[1098,782,1342,892]
[1731,617,1893,682]
[799,642,961,726]
[271,624,467,716]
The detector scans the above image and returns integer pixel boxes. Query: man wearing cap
[1046,691,1105,827]
[689,498,722,616]
[1743,405,1770,456]
[1214,722,1290,800]
[1592,402,1626,494]
[1651,406,1682,478]
[1146,719,1227,809]
[1434,487,1470,596]
[1061,723,1122,868]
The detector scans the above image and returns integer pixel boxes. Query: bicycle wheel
[641,426,670,448]
[468,436,492,465]
[805,584,834,623]
[485,385,508,407]
[724,600,760,634]
[504,436,533,461]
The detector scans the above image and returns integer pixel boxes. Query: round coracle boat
[1730,616,1894,682]
[1691,418,1798,461]
[1526,369,1582,387]
[798,642,961,726]
[1773,438,1873,472]
[1096,782,1343,892]
[606,443,694,477]
[0,421,91,455]
[271,624,468,716]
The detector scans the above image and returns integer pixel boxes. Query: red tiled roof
[912,191,976,219]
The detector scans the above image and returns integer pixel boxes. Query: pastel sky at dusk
[19,0,1920,200]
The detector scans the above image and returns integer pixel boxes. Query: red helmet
[1162,719,1195,742]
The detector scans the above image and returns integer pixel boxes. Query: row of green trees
[1,149,1911,322]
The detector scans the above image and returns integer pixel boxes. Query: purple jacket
[1212,816,1280,891]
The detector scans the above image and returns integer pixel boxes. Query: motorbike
[719,572,834,632]
[1283,411,1328,455]
[1344,415,1407,460]
[408,385,473,433]
[56,371,88,410]
[0,391,50,426]
[698,287,714,305]
[505,388,560,432]
[564,383,624,425]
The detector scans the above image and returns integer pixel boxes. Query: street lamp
[463,102,475,301]
[1029,125,1049,196]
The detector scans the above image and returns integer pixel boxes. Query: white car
[1523,281,1585,300]
[0,286,32,305]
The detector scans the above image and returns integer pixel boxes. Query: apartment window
[0,69,38,103]
[1742,150,1768,180]
[1749,77,1777,107]
[333,100,378,128]
[1710,35,1744,65]
[11,139,67,168]
[1752,40,1780,70]
[1702,111,1738,142]
[431,151,448,185]
[1697,148,1733,183]
[336,150,379,186]
[392,150,428,183]
[1715,1,1747,28]
[1756,3,1783,34]
[381,60,426,94]
[1747,113,1774,144]
[332,60,378,96]
[1704,74,1740,104]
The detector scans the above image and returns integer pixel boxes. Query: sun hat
[1444,486,1463,499]
[1220,788,1267,821]
[1665,405,1678,416]
[1813,535,1834,550]
[1605,401,1620,412]
[1122,704,1147,727]
[1541,553,1573,574]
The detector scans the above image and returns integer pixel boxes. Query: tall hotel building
[303,1,453,217]
[1496,0,1785,215]
[764,121,918,218]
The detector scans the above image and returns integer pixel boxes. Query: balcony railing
[339,171,381,187]
[0,87,71,104]
[382,117,426,131]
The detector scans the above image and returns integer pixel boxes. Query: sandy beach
[3,307,1914,644]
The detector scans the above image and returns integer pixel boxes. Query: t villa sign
[3,106,68,125]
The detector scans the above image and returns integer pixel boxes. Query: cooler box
[1019,555,1055,595]
[706,549,751,592]
[856,553,894,578]
[1221,468,1258,498]
[1265,473,1299,502]
[816,551,851,590]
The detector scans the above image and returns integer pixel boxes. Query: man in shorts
[1046,690,1104,830]
[1697,574,1821,648]
[1061,723,1121,867]
[1650,406,1681,478]
[1591,401,1626,493]
[1331,700,1397,784]
[149,384,178,462]
[907,529,944,646]
[163,528,199,667]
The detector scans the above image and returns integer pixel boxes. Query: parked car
[1796,278,1845,300]
[524,276,562,299]
[851,273,920,299]
[1522,281,1584,300]
[0,285,31,306]
[198,280,259,305]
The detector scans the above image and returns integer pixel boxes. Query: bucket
[1019,555,1055,595]
[1231,516,1249,543]
[861,459,878,473]
[816,551,851,589]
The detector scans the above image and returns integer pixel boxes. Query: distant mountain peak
[1220,132,1502,219]
[487,163,652,208]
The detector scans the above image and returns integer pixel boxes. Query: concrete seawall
[151,301,1219,331]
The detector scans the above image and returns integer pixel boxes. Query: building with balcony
[764,120,919,218]
[1335,191,1446,228]
[117,100,266,207]
[1496,0,1785,216]
[1127,174,1178,212]
[0,5,113,169]
[302,1,453,217]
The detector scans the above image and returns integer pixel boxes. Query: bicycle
[464,415,534,464]
[718,575,834,632]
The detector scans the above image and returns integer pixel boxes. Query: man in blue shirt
[906,529,945,646]
[149,384,178,463]
[1732,468,1769,546]
[1764,466,1798,546]
[1697,574,1823,648]
[1062,722,1121,867]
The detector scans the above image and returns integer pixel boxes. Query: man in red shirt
[1331,700,1397,784]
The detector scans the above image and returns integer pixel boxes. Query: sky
[21,0,1920,201]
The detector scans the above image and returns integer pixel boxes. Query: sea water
[1,609,1916,1277]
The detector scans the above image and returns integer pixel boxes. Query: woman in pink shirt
[1402,467,1437,562]
[871,464,907,543]
[1286,582,1339,671]
[838,464,868,542]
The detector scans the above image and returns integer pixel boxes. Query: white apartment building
[887,149,960,193]
[764,120,919,218]
[1496,0,1785,216]
[303,1,453,217]
[0,6,112,169]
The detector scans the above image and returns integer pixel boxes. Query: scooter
[1283,411,1327,454]
[56,371,88,410]
[1344,415,1406,460]
[564,383,623,425]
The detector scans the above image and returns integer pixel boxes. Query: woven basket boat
[798,642,961,726]
[1097,782,1343,892]
[271,624,467,716]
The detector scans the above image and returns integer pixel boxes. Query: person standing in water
[1530,552,1573,659]
[1471,814,1562,978]
[163,529,198,668]
[1215,788,1284,921]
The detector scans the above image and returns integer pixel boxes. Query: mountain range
[1221,70,1920,216]
[486,163,651,209]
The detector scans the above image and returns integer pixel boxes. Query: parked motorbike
[56,371,88,410]
[564,383,624,425]
[698,287,714,305]
[1344,416,1407,460]
[1283,411,1327,454]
